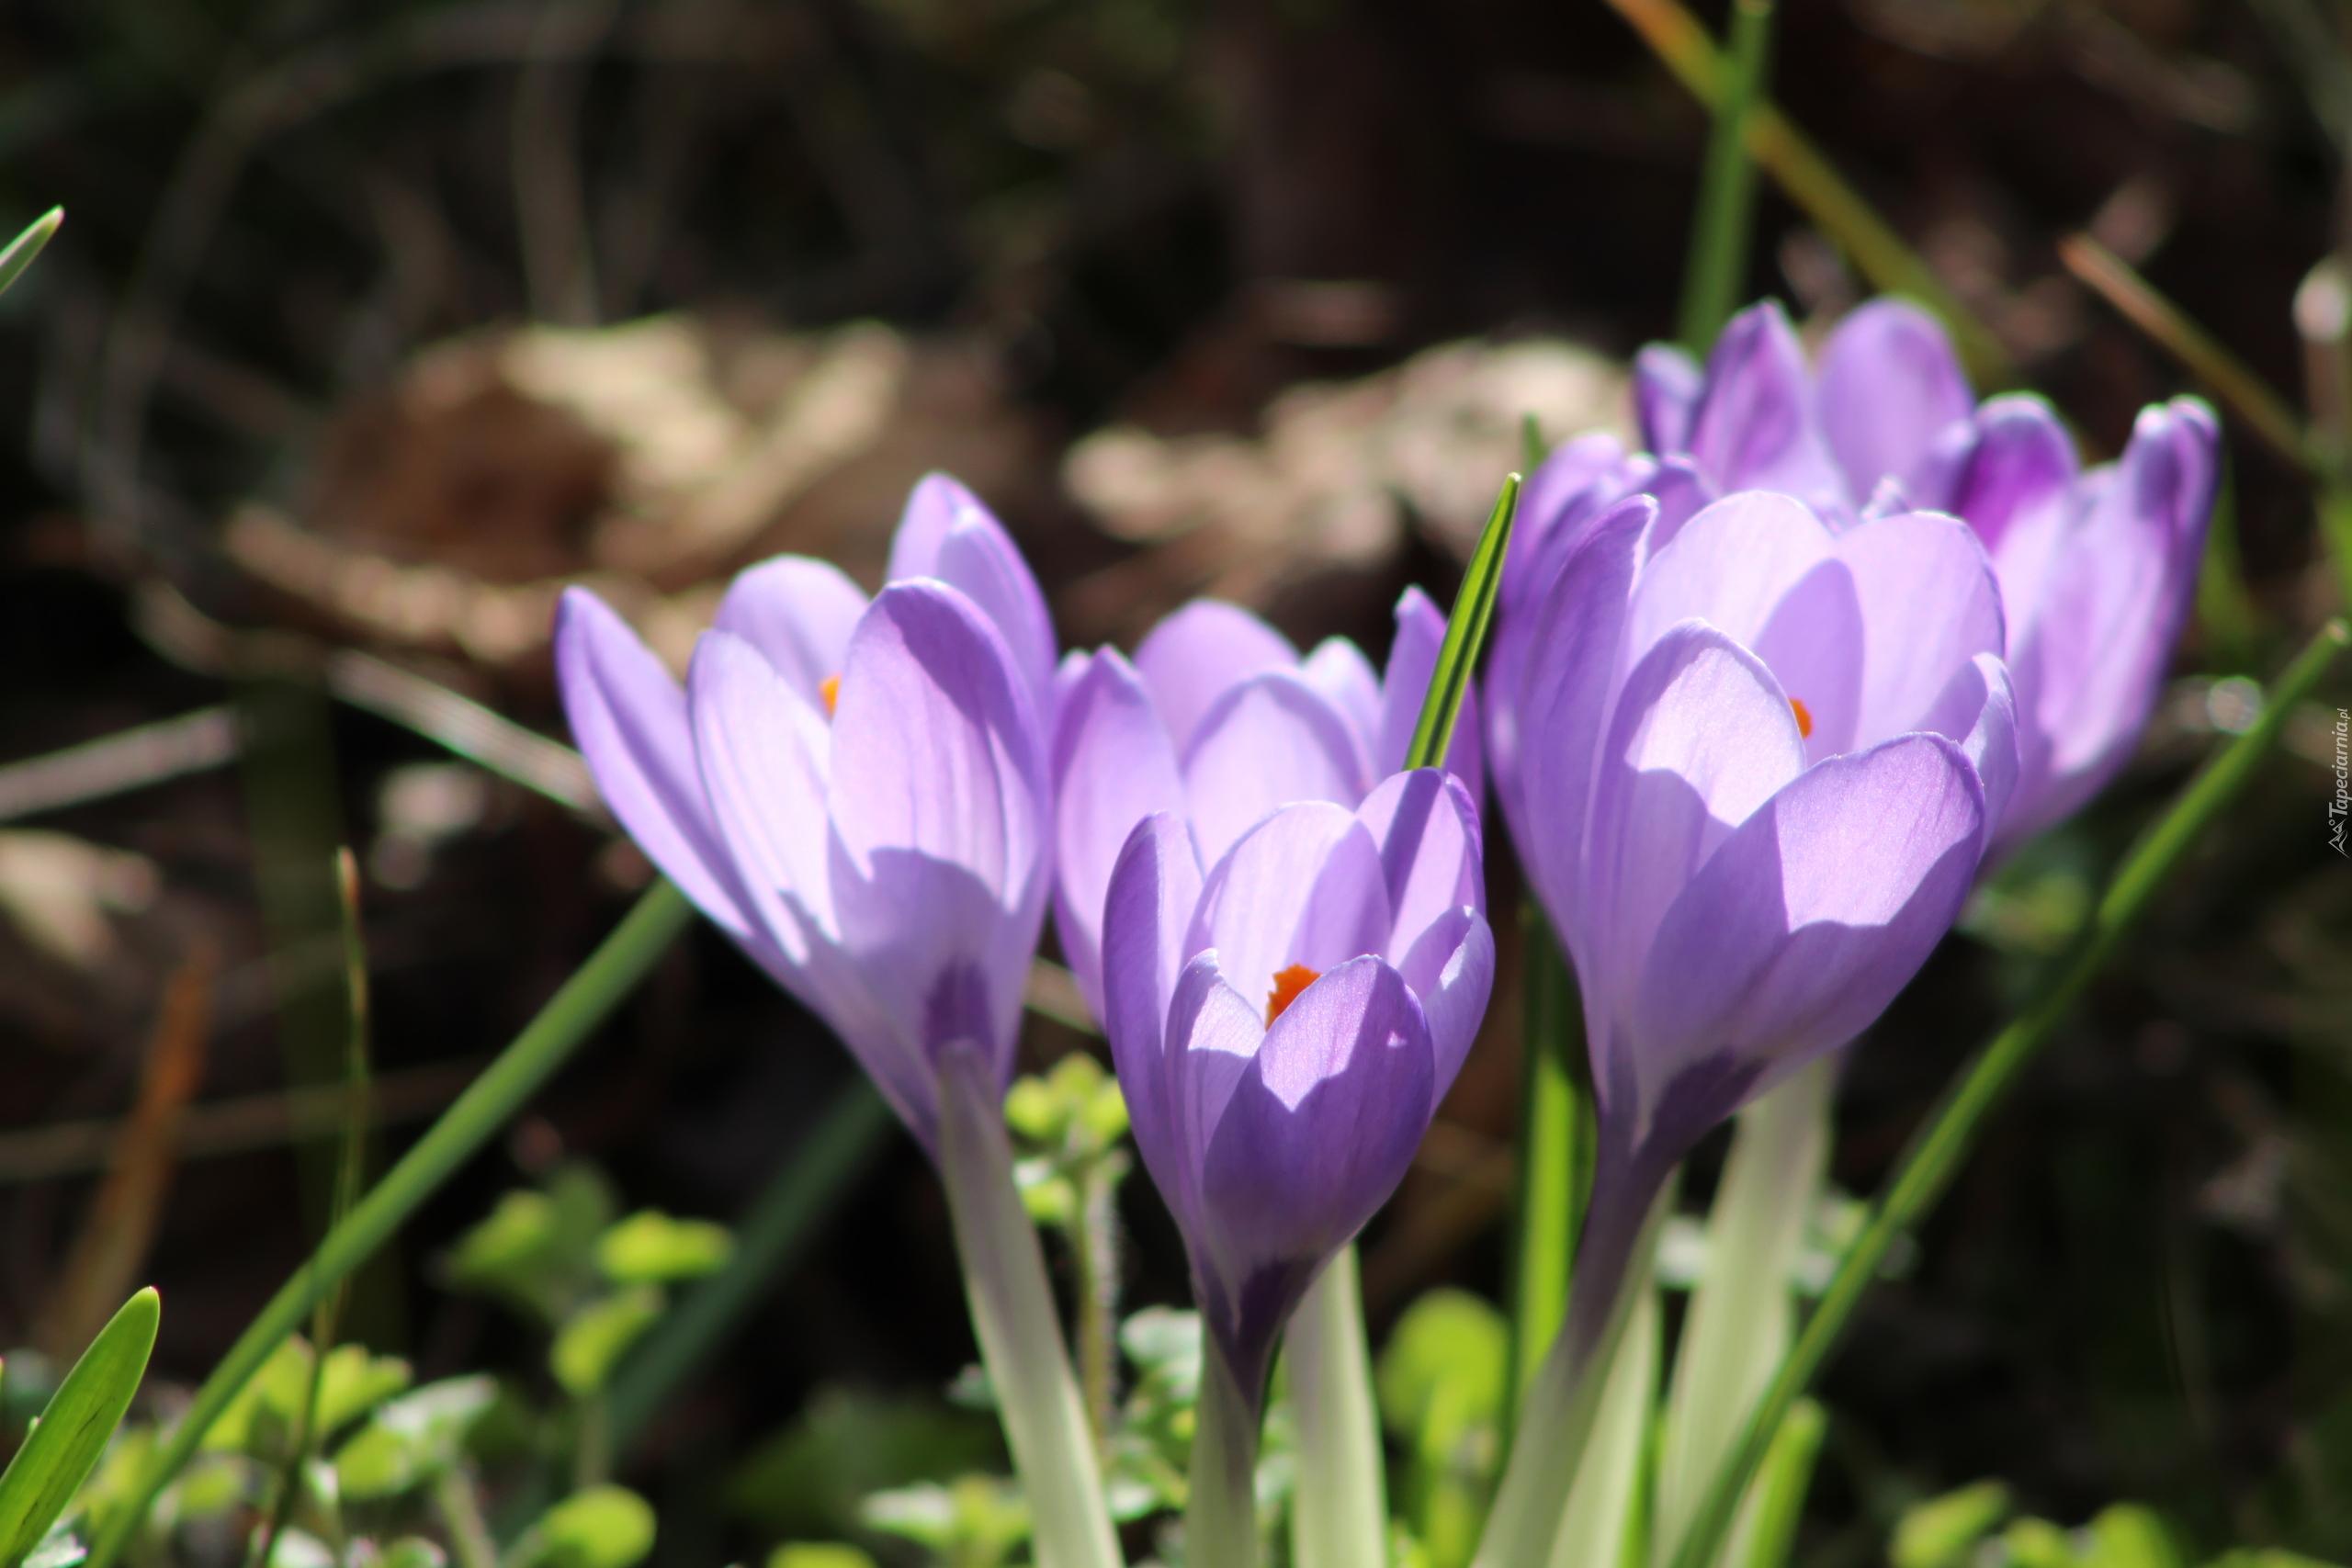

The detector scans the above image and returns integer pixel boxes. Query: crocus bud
[553,474,1054,1153]
[1098,769,1494,1404]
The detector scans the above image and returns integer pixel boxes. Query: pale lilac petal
[1946,394,2079,561]
[1396,908,1494,1102]
[886,471,970,581]
[1133,600,1300,751]
[1628,491,1838,671]
[1509,433,1638,603]
[1643,457,1718,553]
[1815,299,1974,503]
[1188,800,1380,1019]
[1101,813,1206,1191]
[1159,956,1264,1250]
[1301,636,1384,773]
[1374,586,1484,794]
[1051,649,1188,1019]
[555,588,756,945]
[1832,511,2006,746]
[1751,559,1865,764]
[1634,344,1703,456]
[827,581,1049,1100]
[1356,769,1485,960]
[688,631,836,953]
[1194,954,1435,1393]
[1182,671,1369,865]
[1685,303,1846,507]
[1860,476,1913,521]
[711,556,869,707]
[1508,499,1653,957]
[888,474,1058,728]
[1628,735,1984,1153]
[1918,651,2018,832]
[1582,622,1807,1015]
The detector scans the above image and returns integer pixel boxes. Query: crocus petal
[1375,586,1484,794]
[1396,907,1494,1101]
[1301,636,1384,774]
[888,474,1058,729]
[1134,600,1301,752]
[1582,621,1807,1014]
[1182,671,1370,866]
[1101,813,1206,1198]
[1918,651,2018,832]
[1627,491,1838,675]
[1158,956,1266,1252]
[1051,649,1188,1019]
[1628,735,1984,1155]
[1194,954,1436,1394]
[1357,769,1485,959]
[1815,299,1974,504]
[1685,303,1846,507]
[1945,394,2079,563]
[555,588,757,945]
[1510,433,1637,602]
[1188,800,1387,1019]
[827,581,1049,1105]
[711,556,869,708]
[688,631,837,955]
[1634,344,1703,456]
[1832,510,2006,746]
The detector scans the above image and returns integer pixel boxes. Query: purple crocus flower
[1099,768,1495,1401]
[553,474,1056,1151]
[1050,592,1482,1023]
[1503,298,2218,853]
[1505,485,2010,1357]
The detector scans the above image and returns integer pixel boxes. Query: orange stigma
[1789,697,1813,739]
[820,674,841,718]
[1266,964,1322,1025]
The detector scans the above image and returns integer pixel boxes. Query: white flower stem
[1188,1330,1262,1568]
[1653,1060,1831,1568]
[935,1045,1125,1568]
[1288,1244,1388,1568]
[1545,1277,1661,1568]
[1475,1173,1677,1568]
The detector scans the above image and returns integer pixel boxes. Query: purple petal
[1510,433,1638,606]
[1634,344,1703,456]
[888,474,1059,731]
[1918,651,2018,832]
[1101,813,1207,1199]
[1194,955,1435,1393]
[555,588,757,945]
[711,556,869,708]
[1051,649,1188,1020]
[827,581,1050,1101]
[1628,735,1984,1151]
[1581,622,1807,1018]
[1947,397,2081,625]
[1182,671,1370,865]
[1628,491,1838,674]
[688,630,837,953]
[1159,955,1264,1252]
[1188,800,1387,1021]
[1133,599,1300,752]
[1301,636,1383,774]
[1832,510,2007,747]
[1356,769,1485,959]
[1685,302,1847,507]
[1815,299,1973,503]
[1375,586,1485,795]
[1395,907,1494,1103]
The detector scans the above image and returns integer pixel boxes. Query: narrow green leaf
[85,881,694,1568]
[551,1290,663,1397]
[1406,472,1522,773]
[1661,619,2350,1568]
[0,210,62,303]
[1679,0,1779,351]
[1734,1399,1826,1568]
[1891,1481,2010,1568]
[0,1287,158,1567]
[1504,907,1589,1438]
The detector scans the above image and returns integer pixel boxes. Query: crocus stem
[1543,1275,1660,1568]
[1661,618,2351,1568]
[1505,907,1589,1429]
[1073,1150,1126,1447]
[1188,1331,1262,1568]
[1730,1399,1826,1568]
[85,880,695,1568]
[1289,1245,1387,1568]
[1476,1170,1678,1568]
[1652,1057,1831,1568]
[934,1044,1124,1568]
[1678,0,1778,351]
[432,1471,499,1568]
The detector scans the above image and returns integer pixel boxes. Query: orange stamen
[1266,964,1322,1025]
[1790,697,1813,739]
[820,674,841,718]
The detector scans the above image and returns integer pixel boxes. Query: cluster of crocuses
[552,297,2215,1568]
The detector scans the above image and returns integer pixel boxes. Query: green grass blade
[1734,1399,1826,1568]
[1503,908,1589,1426]
[1678,0,1778,351]
[1407,472,1522,772]
[0,1286,158,1566]
[607,1082,894,1452]
[1662,619,2350,1568]
[0,210,62,303]
[85,881,695,1568]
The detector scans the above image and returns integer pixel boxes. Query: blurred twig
[514,0,617,326]
[0,706,237,824]
[1605,0,2015,386]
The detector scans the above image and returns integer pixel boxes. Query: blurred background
[0,0,2343,1562]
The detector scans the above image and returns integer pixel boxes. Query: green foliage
[1887,1483,2337,1568]
[334,1378,498,1500]
[548,1292,662,1399]
[208,1339,412,1460]
[765,1548,876,1568]
[446,1167,618,1325]
[0,1289,157,1568]
[510,1485,655,1568]
[1005,1054,1130,1229]
[860,1476,1030,1568]
[379,1538,450,1568]
[726,1388,1002,1542]
[1378,1290,1509,1568]
[594,1213,732,1287]
[1894,1482,2014,1568]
